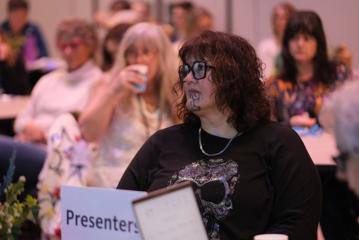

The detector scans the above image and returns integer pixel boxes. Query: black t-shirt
[117,122,321,240]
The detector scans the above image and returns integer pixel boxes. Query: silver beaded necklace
[198,127,241,157]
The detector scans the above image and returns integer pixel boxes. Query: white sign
[133,182,208,240]
[61,186,146,240]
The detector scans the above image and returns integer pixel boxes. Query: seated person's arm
[15,122,46,143]
[78,78,118,142]
[79,68,143,142]
[14,89,46,143]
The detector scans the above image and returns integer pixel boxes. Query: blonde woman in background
[79,22,179,187]
[257,2,296,80]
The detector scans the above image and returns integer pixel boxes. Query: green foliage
[0,154,39,240]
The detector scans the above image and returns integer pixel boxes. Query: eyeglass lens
[179,62,208,81]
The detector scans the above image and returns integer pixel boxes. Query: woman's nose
[297,37,306,47]
[183,70,195,83]
[133,53,146,64]
[63,46,73,56]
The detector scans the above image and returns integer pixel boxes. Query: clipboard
[132,181,208,240]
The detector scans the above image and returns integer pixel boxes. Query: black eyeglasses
[178,61,215,82]
[332,151,350,172]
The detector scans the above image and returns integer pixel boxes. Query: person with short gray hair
[321,79,359,197]
[56,19,98,59]
[0,18,102,201]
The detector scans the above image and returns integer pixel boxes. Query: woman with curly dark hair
[117,31,321,240]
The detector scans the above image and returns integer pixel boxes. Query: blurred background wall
[1,0,358,69]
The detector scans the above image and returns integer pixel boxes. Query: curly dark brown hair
[175,30,270,132]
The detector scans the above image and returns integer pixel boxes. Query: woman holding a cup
[79,22,178,187]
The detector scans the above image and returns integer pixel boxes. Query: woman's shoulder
[153,123,193,136]
[149,123,195,143]
[32,69,66,90]
[251,121,300,143]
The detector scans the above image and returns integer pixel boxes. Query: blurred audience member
[320,79,359,238]
[266,11,356,240]
[79,22,178,186]
[169,1,194,42]
[266,10,346,128]
[0,28,29,95]
[101,23,132,71]
[321,79,359,197]
[171,4,214,51]
[37,22,178,237]
[332,44,359,79]
[131,1,154,22]
[110,0,131,12]
[0,19,102,198]
[195,6,214,33]
[94,0,139,29]
[1,0,48,68]
[258,2,295,80]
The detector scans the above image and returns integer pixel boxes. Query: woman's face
[125,42,160,83]
[171,7,188,30]
[289,33,318,64]
[9,9,28,34]
[58,37,91,71]
[273,6,289,37]
[181,57,217,115]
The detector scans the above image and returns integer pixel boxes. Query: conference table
[0,94,30,119]
[300,130,337,166]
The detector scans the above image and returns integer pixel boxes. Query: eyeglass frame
[178,61,215,83]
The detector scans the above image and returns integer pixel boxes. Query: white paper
[133,185,208,240]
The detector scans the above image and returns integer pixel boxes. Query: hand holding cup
[109,64,148,94]
[126,64,148,93]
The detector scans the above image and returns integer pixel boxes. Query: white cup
[129,64,148,93]
[254,234,288,240]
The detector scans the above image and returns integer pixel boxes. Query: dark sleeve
[31,24,48,57]
[117,136,160,191]
[265,126,322,240]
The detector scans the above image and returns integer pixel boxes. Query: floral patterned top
[266,77,331,124]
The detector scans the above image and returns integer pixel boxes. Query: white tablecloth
[300,132,337,166]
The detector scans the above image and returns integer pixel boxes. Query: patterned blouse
[266,77,333,124]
